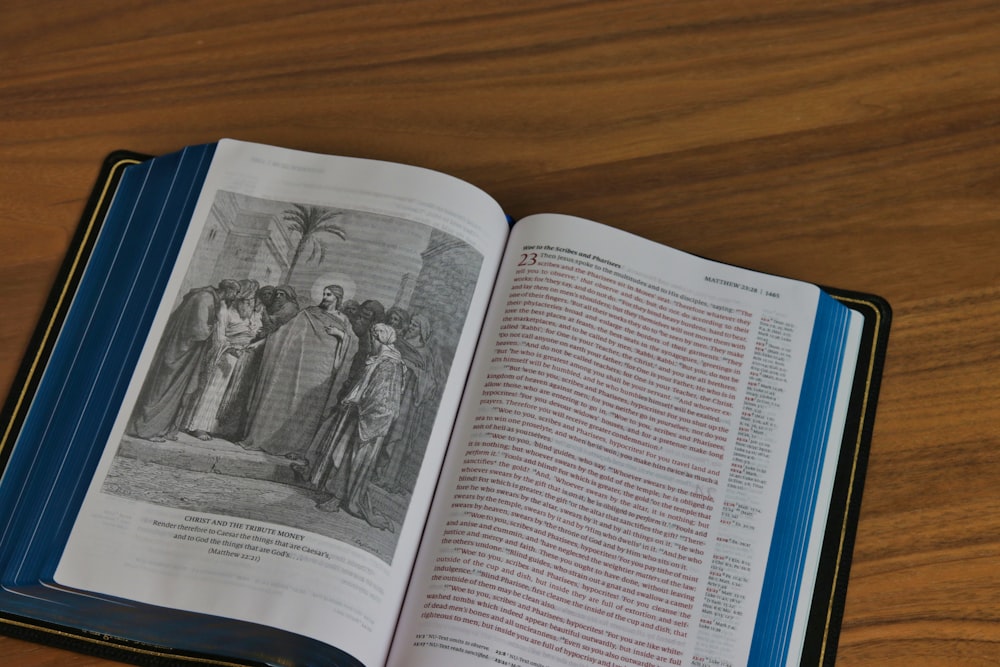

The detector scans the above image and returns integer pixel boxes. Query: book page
[54,140,509,666]
[391,214,835,667]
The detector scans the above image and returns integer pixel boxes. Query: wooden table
[1,1,998,665]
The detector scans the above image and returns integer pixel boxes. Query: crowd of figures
[126,278,444,531]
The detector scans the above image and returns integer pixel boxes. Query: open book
[0,140,889,667]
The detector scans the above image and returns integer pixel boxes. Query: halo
[310,273,356,305]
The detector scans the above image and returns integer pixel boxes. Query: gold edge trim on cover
[817,294,883,664]
[0,616,249,666]
[0,157,140,457]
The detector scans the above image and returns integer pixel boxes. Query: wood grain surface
[2,1,998,665]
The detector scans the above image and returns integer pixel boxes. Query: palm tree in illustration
[280,204,346,284]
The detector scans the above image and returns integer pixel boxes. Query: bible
[0,140,889,667]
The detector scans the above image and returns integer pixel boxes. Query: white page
[391,213,832,667]
[55,139,509,666]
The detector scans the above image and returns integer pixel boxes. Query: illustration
[101,191,483,564]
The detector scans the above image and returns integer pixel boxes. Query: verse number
[517,252,538,266]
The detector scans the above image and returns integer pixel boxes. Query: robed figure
[375,313,443,494]
[127,280,240,442]
[184,279,262,439]
[240,285,357,457]
[214,284,298,440]
[298,323,405,530]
